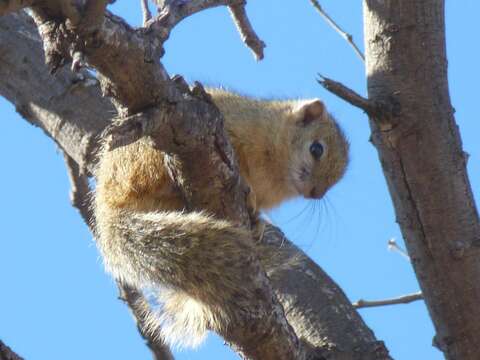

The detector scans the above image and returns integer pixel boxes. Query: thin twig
[228,3,265,60]
[118,285,175,360]
[63,152,93,225]
[309,0,364,62]
[353,292,423,309]
[62,153,175,360]
[317,74,375,114]
[141,0,152,26]
[388,238,411,261]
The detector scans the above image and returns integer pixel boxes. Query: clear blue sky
[1,1,479,359]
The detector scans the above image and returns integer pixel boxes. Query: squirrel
[93,88,349,347]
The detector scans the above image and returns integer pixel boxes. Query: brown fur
[94,88,349,347]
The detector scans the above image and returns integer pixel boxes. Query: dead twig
[309,0,364,62]
[228,2,265,60]
[353,292,423,309]
[317,74,375,114]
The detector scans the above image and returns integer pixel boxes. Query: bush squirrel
[94,88,349,347]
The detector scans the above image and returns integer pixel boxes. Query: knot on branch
[317,74,401,129]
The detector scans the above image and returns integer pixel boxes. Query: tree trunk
[363,1,480,358]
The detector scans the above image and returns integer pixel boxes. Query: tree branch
[0,11,392,360]
[29,7,176,114]
[228,2,265,60]
[353,292,423,309]
[118,285,175,360]
[140,0,152,26]
[317,74,376,115]
[63,153,93,221]
[308,0,364,62]
[28,5,306,359]
[63,152,176,360]
[146,0,264,60]
[364,1,480,357]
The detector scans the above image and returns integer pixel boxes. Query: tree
[0,1,478,359]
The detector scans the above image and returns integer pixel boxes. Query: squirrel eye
[309,141,324,160]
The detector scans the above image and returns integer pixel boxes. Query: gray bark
[363,1,480,359]
[0,10,391,360]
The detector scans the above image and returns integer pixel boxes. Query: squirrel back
[96,88,348,212]
[94,88,349,348]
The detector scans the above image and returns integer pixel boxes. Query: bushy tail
[95,209,257,347]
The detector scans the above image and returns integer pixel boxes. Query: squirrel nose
[309,186,326,199]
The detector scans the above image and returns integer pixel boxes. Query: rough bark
[29,3,304,357]
[363,1,480,359]
[0,10,392,360]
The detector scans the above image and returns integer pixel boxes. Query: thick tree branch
[257,225,392,360]
[363,1,480,358]
[29,8,176,114]
[0,11,392,360]
[26,6,306,359]
[353,292,423,309]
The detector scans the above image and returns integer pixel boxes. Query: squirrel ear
[295,99,325,126]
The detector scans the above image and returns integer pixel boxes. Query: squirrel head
[287,99,349,200]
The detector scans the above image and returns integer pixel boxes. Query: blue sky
[1,1,479,359]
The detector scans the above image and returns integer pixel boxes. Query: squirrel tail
[95,209,257,348]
